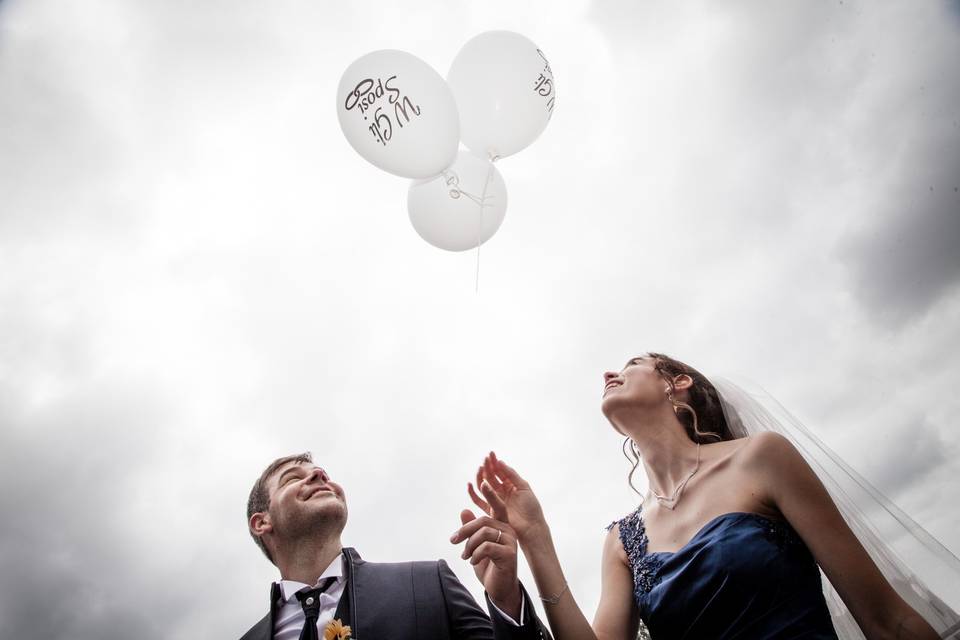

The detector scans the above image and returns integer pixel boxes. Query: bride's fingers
[489,452,516,490]
[483,455,507,493]
[480,479,510,523]
[494,458,530,490]
[476,466,487,495]
[467,482,491,515]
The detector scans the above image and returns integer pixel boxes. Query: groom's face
[266,461,348,539]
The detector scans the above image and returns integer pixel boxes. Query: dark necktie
[295,576,338,640]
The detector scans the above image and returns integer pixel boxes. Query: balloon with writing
[447,31,556,160]
[407,150,508,252]
[338,50,460,179]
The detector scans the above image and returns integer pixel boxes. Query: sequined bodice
[608,507,838,639]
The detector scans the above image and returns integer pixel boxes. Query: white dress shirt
[489,591,525,627]
[273,555,347,640]
[271,554,523,639]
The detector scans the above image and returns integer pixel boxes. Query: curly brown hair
[622,353,736,496]
[647,352,734,443]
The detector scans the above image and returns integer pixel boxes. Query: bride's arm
[746,432,938,640]
[593,524,642,639]
[520,522,640,640]
[453,453,639,640]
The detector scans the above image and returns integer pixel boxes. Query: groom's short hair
[247,452,313,563]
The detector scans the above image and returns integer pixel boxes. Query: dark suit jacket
[239,547,552,640]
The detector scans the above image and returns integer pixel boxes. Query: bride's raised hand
[467,451,549,547]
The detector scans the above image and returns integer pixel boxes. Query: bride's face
[601,355,670,420]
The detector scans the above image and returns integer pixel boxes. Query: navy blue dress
[608,507,839,639]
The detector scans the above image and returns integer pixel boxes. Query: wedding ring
[496,529,503,543]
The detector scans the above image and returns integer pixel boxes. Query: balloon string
[474,160,495,293]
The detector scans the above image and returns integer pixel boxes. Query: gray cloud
[861,418,953,496]
[0,381,184,640]
[3,0,960,637]
[0,2,137,243]
[588,0,960,326]
[842,142,960,325]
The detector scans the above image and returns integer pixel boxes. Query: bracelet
[538,580,569,605]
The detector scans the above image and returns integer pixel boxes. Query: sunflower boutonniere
[323,618,353,640]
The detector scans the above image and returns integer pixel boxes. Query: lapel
[341,547,420,640]
[338,547,360,633]
[238,613,271,640]
[238,583,281,640]
[333,557,352,626]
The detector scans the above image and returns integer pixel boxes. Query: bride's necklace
[651,442,701,510]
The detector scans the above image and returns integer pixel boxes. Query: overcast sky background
[1,1,959,638]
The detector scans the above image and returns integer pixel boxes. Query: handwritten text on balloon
[344,76,423,146]
[533,49,556,117]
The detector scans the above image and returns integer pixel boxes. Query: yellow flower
[323,618,352,640]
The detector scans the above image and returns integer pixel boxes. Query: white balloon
[407,151,508,252]
[337,50,459,179]
[447,31,556,159]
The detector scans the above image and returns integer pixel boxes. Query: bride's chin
[600,396,618,420]
[600,393,624,415]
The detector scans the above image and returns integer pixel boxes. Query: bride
[450,353,958,639]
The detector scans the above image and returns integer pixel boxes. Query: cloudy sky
[1,1,958,638]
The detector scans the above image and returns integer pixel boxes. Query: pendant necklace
[651,442,701,510]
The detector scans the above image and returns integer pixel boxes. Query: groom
[240,452,551,640]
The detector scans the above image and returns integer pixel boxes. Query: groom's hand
[451,506,523,621]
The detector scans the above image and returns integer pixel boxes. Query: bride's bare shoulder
[732,432,799,470]
[700,434,769,460]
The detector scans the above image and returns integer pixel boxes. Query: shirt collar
[275,553,344,604]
